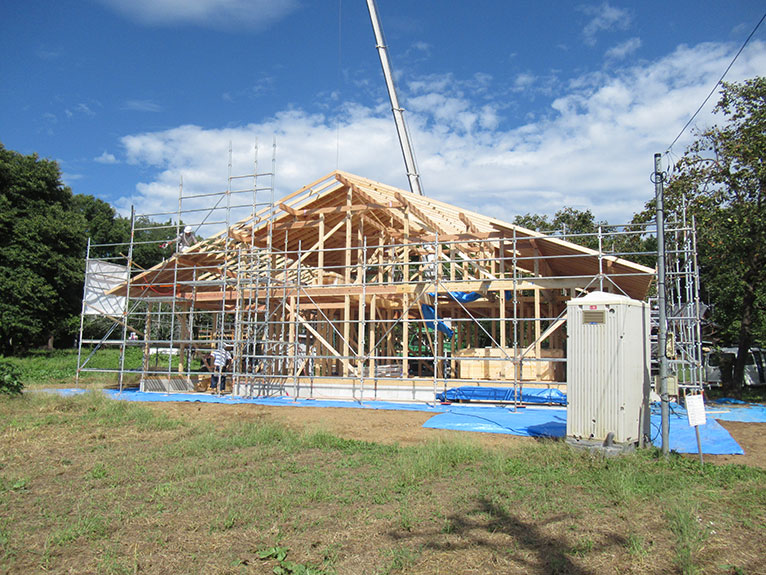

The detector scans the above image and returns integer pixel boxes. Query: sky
[2,0,765,230]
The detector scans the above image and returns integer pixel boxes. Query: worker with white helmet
[179,225,197,252]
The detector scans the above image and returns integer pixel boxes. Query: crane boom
[366,0,424,196]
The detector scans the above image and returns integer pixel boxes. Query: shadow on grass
[390,496,626,574]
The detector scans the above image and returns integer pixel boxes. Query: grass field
[1,388,765,575]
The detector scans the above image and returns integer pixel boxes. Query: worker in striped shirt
[208,344,233,393]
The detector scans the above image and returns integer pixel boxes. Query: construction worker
[178,226,197,252]
[208,343,233,393]
[161,225,197,252]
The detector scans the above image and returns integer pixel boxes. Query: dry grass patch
[1,391,764,574]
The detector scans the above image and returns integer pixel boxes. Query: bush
[0,360,24,395]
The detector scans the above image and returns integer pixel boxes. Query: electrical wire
[665,10,766,156]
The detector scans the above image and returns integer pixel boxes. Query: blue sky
[2,0,765,227]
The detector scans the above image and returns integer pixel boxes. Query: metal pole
[597,225,604,292]
[117,207,136,394]
[366,0,424,196]
[75,237,91,386]
[654,153,670,455]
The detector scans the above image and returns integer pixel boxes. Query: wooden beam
[284,301,358,377]
[394,192,441,234]
[459,212,481,235]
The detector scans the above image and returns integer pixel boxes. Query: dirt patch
[150,401,538,449]
[149,401,766,466]
[700,420,766,469]
[3,393,765,575]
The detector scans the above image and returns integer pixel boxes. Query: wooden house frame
[102,170,656,400]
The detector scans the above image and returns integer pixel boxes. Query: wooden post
[437,329,444,379]
[289,295,296,351]
[499,239,507,377]
[369,295,377,391]
[491,246,498,344]
[449,245,456,281]
[318,213,325,284]
[176,308,189,374]
[401,205,411,379]
[343,189,352,376]
[142,303,153,385]
[534,288,542,379]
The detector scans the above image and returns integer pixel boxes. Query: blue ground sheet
[648,403,745,455]
[41,388,766,455]
[421,405,567,438]
[436,386,567,405]
[101,388,444,412]
[706,398,766,422]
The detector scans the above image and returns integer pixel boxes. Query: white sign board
[686,394,707,428]
[84,260,128,316]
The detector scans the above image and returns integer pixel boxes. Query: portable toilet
[566,291,651,445]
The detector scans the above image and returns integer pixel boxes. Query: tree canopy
[0,144,175,354]
[0,144,86,353]
[659,77,766,386]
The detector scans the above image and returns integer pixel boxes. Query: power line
[665,10,766,155]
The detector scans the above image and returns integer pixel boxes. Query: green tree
[658,78,766,388]
[0,144,86,353]
[514,207,608,250]
[74,195,176,269]
[73,194,130,258]
[0,145,180,355]
[130,215,178,270]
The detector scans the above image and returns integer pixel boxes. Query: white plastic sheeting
[83,260,128,316]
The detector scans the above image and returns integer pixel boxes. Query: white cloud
[513,73,537,92]
[122,99,162,112]
[65,102,99,119]
[580,2,632,46]
[95,151,118,164]
[113,40,766,229]
[95,0,299,29]
[36,46,60,60]
[61,172,84,186]
[605,37,641,60]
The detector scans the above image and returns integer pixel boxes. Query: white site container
[566,291,650,444]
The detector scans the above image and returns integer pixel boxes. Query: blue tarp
[706,399,766,423]
[422,405,567,438]
[649,403,744,454]
[38,389,756,455]
[420,304,454,338]
[427,291,483,304]
[436,386,567,405]
[426,402,745,453]
[447,291,483,304]
[101,388,444,412]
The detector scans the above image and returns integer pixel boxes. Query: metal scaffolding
[77,162,703,404]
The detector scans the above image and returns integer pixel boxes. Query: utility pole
[654,153,670,455]
[366,0,424,196]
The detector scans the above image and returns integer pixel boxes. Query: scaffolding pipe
[654,153,670,455]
